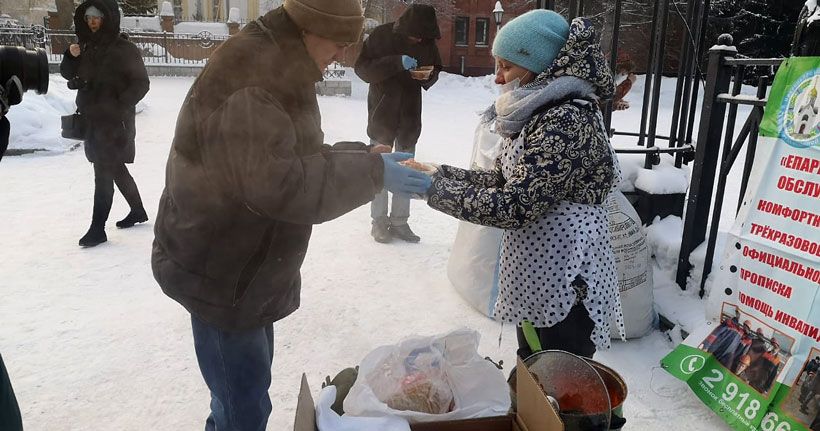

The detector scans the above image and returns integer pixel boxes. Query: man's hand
[381,153,432,196]
[369,144,392,154]
[69,44,81,57]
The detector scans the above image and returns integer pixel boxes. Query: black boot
[371,218,392,243]
[79,225,107,247]
[116,207,148,228]
[388,223,420,243]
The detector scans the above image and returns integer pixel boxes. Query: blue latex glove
[401,55,418,71]
[381,153,432,196]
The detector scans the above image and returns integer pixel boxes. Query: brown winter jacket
[152,7,384,331]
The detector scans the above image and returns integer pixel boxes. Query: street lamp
[492,1,504,72]
[493,1,504,31]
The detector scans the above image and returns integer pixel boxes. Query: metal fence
[676,34,783,294]
[542,1,787,293]
[543,0,700,169]
[0,24,229,65]
[0,25,49,49]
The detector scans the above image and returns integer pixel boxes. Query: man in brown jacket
[151,1,430,428]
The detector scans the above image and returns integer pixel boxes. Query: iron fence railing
[545,0,701,169]
[0,25,229,65]
[125,29,228,65]
[0,25,49,50]
[546,2,787,295]
[676,34,783,294]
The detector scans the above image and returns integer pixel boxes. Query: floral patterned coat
[427,17,625,348]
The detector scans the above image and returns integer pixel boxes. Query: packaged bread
[386,371,455,414]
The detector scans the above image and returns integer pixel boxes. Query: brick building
[389,0,684,77]
[438,0,528,76]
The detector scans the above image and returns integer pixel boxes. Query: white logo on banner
[680,354,706,375]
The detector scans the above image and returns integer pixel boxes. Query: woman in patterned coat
[426,11,624,358]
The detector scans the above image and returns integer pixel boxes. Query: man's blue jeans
[191,315,274,431]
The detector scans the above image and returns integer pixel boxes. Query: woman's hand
[69,44,81,57]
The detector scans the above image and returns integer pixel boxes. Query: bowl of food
[409,66,434,81]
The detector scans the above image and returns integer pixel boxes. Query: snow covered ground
[0,71,754,430]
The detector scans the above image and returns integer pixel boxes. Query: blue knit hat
[492,10,569,74]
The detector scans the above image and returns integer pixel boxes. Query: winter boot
[116,207,148,228]
[388,223,420,243]
[371,218,392,243]
[79,225,107,247]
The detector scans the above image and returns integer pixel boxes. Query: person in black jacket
[792,3,820,57]
[0,354,22,431]
[355,4,442,243]
[60,0,150,247]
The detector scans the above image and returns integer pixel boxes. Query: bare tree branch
[364,0,457,23]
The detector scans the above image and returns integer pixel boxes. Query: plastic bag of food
[343,329,511,423]
[386,364,454,414]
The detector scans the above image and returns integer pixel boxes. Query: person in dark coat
[802,368,820,415]
[355,4,442,243]
[0,354,22,431]
[60,0,150,247]
[792,3,820,57]
[802,356,820,383]
[151,0,429,428]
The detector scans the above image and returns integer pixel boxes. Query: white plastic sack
[343,329,511,424]
[316,385,411,431]
[448,223,503,317]
[469,117,503,171]
[448,119,505,317]
[605,190,656,338]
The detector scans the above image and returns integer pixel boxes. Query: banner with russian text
[662,56,820,431]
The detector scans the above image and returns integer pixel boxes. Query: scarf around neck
[491,76,596,138]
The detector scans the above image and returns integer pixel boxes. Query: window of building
[455,16,469,46]
[475,18,489,46]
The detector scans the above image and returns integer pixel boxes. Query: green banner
[663,56,820,431]
[760,57,820,148]
[663,345,801,431]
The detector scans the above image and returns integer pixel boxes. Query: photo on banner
[698,304,795,397]
[780,347,820,429]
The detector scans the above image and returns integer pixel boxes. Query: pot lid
[512,350,611,431]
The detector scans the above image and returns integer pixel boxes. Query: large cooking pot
[507,350,628,431]
[587,360,627,427]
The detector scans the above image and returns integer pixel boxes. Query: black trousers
[91,162,143,228]
[516,303,597,359]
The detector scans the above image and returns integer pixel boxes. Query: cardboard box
[293,357,564,431]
